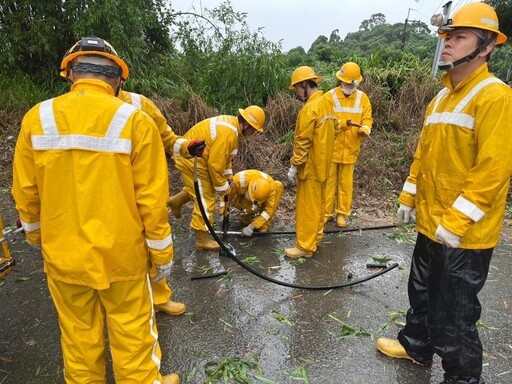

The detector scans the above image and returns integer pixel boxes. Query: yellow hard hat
[60,36,130,80]
[248,179,271,204]
[238,105,265,132]
[288,66,323,90]
[336,62,363,84]
[436,3,507,45]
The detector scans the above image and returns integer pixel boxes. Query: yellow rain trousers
[324,87,372,218]
[12,79,173,382]
[326,163,355,217]
[399,63,512,248]
[174,116,242,231]
[291,91,338,253]
[48,275,164,384]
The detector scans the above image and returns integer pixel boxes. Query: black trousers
[397,233,492,383]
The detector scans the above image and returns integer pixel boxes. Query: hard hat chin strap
[438,36,495,71]
[438,47,480,70]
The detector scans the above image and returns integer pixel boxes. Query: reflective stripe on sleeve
[173,138,187,157]
[260,211,271,221]
[20,220,41,233]
[145,233,173,250]
[402,181,416,195]
[452,196,485,222]
[215,182,230,193]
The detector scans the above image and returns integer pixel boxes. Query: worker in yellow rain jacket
[118,90,205,317]
[171,107,265,250]
[285,66,339,258]
[324,62,373,227]
[375,4,512,384]
[221,170,283,236]
[12,37,180,384]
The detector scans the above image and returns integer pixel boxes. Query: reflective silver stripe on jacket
[209,117,239,140]
[426,78,502,130]
[128,92,142,110]
[402,181,417,195]
[260,211,271,220]
[32,99,136,154]
[330,89,363,114]
[452,195,485,223]
[145,233,173,250]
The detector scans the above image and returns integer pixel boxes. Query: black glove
[187,140,206,157]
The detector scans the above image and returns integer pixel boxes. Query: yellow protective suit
[174,115,242,231]
[324,87,373,218]
[119,90,192,158]
[291,91,339,252]
[12,79,172,382]
[399,63,512,249]
[227,170,283,231]
[119,90,186,307]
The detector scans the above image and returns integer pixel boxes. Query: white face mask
[341,83,357,95]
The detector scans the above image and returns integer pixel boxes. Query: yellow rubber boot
[154,300,186,316]
[336,215,347,228]
[167,191,190,218]
[195,230,220,251]
[162,373,180,384]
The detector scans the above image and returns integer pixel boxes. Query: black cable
[192,157,399,290]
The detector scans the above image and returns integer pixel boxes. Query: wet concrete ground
[1,212,511,383]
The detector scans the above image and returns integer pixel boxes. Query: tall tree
[0,0,173,80]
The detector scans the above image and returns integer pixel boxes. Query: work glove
[287,165,297,186]
[241,224,254,238]
[152,260,173,283]
[397,203,415,224]
[435,224,461,248]
[357,126,371,140]
[187,139,206,157]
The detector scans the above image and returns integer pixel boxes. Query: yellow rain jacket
[291,91,339,180]
[118,90,192,158]
[324,87,373,164]
[174,115,242,195]
[12,79,173,289]
[227,170,282,229]
[399,63,512,248]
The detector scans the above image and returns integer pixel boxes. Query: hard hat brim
[60,51,129,80]
[238,108,263,132]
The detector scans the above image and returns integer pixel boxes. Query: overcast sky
[170,0,481,51]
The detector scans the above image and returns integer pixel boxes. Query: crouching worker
[171,106,265,250]
[221,170,283,237]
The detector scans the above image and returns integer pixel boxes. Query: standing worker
[375,4,512,384]
[170,107,265,250]
[12,37,180,384]
[324,62,372,227]
[285,66,339,258]
[118,90,205,316]
[59,54,205,318]
[221,169,283,236]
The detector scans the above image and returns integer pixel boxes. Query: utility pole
[401,8,413,52]
[431,1,452,77]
